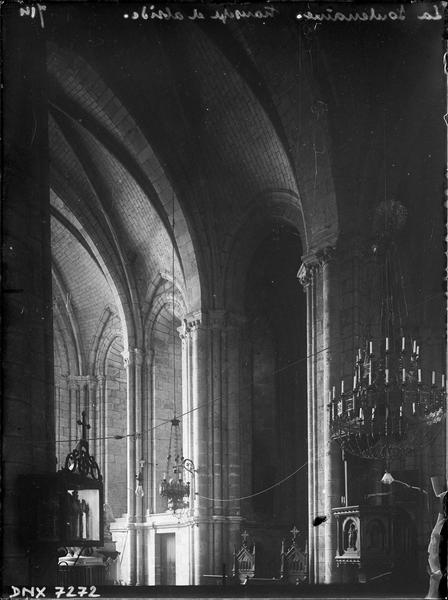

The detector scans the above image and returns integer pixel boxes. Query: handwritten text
[296,3,442,23]
[19,3,46,28]
[124,5,278,23]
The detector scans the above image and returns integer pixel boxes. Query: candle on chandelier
[402,337,405,352]
[418,369,422,383]
[385,368,389,384]
[359,407,364,420]
[341,380,345,394]
[353,374,357,389]
[371,406,375,420]
[412,402,416,414]
[432,371,436,386]
[413,340,417,354]
[332,386,336,399]
[417,345,420,356]
[399,405,403,418]
[368,367,372,386]
[442,374,445,389]
[402,368,406,383]
[369,341,373,355]
[385,337,389,351]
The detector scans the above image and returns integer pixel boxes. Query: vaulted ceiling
[47,5,444,368]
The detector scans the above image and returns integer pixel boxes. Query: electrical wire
[44,288,445,447]
[196,460,308,503]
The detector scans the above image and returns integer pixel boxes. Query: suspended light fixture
[329,199,446,460]
[158,195,194,513]
[159,418,192,512]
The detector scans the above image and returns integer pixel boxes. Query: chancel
[3,2,446,597]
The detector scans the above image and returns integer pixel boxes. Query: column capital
[184,310,204,333]
[178,318,192,340]
[68,375,93,389]
[297,263,313,289]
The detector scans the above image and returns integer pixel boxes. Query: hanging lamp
[158,195,192,513]
[329,198,445,460]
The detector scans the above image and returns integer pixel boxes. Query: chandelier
[159,418,192,512]
[158,194,193,513]
[329,200,446,460]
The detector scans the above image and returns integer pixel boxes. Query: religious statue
[344,520,358,553]
[66,490,82,540]
[348,522,358,551]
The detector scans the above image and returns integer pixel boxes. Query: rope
[196,460,308,502]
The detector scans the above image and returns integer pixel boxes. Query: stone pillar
[134,348,146,585]
[177,311,244,582]
[87,376,97,447]
[146,349,155,513]
[178,321,195,583]
[96,374,106,492]
[189,314,211,583]
[224,313,244,557]
[298,262,316,583]
[318,247,340,583]
[3,7,55,584]
[123,349,136,584]
[299,244,341,584]
[209,310,225,572]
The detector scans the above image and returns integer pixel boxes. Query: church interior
[3,2,447,596]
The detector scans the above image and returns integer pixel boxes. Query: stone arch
[144,275,188,346]
[52,264,84,374]
[48,43,202,314]
[51,195,132,355]
[223,191,306,313]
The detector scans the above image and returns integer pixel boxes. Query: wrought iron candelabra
[329,336,445,459]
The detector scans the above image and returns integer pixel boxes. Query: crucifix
[290,525,300,542]
[241,530,249,545]
[77,410,91,442]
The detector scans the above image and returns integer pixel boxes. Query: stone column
[224,313,244,558]
[87,376,97,449]
[178,320,195,583]
[317,247,340,583]
[134,348,146,585]
[146,350,156,513]
[209,310,225,572]
[123,349,136,584]
[2,7,55,584]
[178,311,244,582]
[300,244,341,584]
[298,262,316,583]
[189,313,211,583]
[96,374,106,491]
